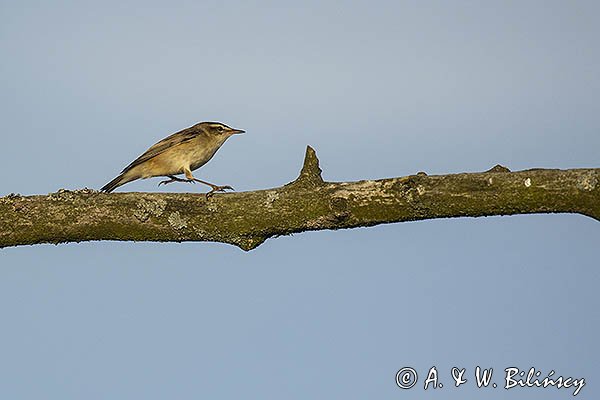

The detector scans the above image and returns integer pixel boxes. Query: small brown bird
[101,121,244,196]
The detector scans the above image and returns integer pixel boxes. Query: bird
[101,121,244,196]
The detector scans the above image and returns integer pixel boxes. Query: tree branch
[1,146,598,251]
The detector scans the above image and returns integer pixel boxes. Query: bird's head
[196,122,245,137]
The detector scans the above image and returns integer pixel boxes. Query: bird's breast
[186,137,222,171]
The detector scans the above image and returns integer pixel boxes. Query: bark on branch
[1,146,598,251]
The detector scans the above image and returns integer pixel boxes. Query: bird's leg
[158,175,193,186]
[184,168,234,198]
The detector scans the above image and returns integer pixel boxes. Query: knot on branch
[486,164,511,173]
[293,145,325,187]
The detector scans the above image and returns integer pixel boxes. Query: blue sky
[1,1,598,398]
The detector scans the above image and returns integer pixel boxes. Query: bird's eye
[217,126,224,132]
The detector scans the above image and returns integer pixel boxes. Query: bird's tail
[101,172,137,193]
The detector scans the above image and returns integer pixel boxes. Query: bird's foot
[158,176,192,186]
[158,179,174,186]
[205,184,235,199]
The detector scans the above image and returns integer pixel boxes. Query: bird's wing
[120,127,199,173]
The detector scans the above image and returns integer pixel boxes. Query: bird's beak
[231,128,245,134]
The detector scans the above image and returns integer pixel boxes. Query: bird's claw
[205,185,235,199]
[159,177,196,187]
